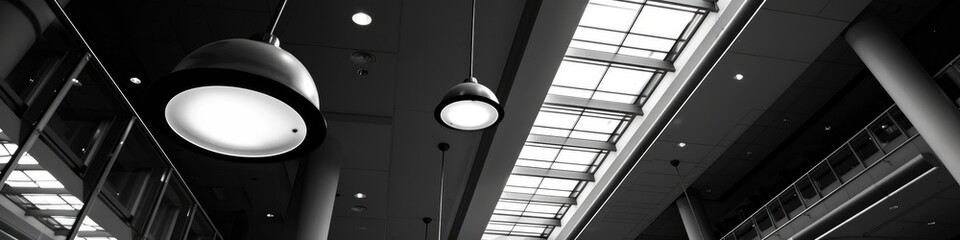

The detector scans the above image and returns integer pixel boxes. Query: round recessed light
[927,221,936,226]
[677,142,687,148]
[354,193,367,199]
[824,125,832,131]
[130,77,142,84]
[352,12,372,26]
[266,213,275,218]
[734,74,744,80]
[888,205,899,210]
[351,205,368,212]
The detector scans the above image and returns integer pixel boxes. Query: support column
[845,17,960,185]
[676,192,715,240]
[290,139,342,240]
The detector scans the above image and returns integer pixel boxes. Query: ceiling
[65,0,535,239]
[59,0,960,239]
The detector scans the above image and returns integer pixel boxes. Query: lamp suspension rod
[437,143,450,239]
[468,0,476,78]
[267,0,289,36]
[671,160,706,240]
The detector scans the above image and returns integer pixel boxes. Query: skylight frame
[548,58,666,104]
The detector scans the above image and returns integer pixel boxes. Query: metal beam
[25,209,78,217]
[512,166,595,181]
[489,214,561,226]
[1,187,70,194]
[544,94,643,115]
[527,134,616,151]
[566,48,675,72]
[648,0,718,11]
[501,192,576,205]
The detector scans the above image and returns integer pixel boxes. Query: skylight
[483,0,712,238]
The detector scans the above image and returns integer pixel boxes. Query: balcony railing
[0,0,221,239]
[719,105,919,240]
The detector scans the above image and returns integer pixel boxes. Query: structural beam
[501,192,577,205]
[566,48,676,72]
[489,214,561,226]
[512,166,595,181]
[526,134,616,151]
[544,94,644,115]
[25,209,78,217]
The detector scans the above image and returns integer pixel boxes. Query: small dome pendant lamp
[143,0,326,163]
[435,0,504,131]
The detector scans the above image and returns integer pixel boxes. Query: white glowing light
[440,100,499,131]
[352,12,372,26]
[165,86,307,158]
[734,74,744,80]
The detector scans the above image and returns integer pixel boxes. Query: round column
[292,139,341,240]
[845,17,960,184]
[676,192,715,240]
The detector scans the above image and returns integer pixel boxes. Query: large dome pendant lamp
[143,0,326,163]
[434,0,504,131]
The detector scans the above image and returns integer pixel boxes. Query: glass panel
[1,19,79,107]
[145,180,192,240]
[811,164,839,195]
[548,59,657,104]
[796,178,820,205]
[516,143,609,173]
[1,141,90,238]
[850,130,881,166]
[754,212,773,235]
[868,115,908,153]
[887,107,914,134]
[572,0,706,61]
[102,125,168,235]
[827,146,861,183]
[186,211,217,240]
[735,223,758,240]
[768,200,787,225]
[530,106,632,142]
[45,65,129,166]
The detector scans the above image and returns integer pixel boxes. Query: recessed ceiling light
[888,205,899,210]
[130,77,142,84]
[351,205,368,212]
[352,12,372,26]
[734,73,744,80]
[927,221,936,226]
[266,213,275,218]
[824,125,832,131]
[677,142,687,148]
[353,193,367,199]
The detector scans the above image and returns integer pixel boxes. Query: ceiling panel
[729,9,847,62]
[280,0,402,52]
[284,44,399,117]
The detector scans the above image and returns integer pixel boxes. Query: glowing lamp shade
[435,78,504,131]
[145,38,326,162]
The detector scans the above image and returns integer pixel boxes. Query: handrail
[719,104,917,240]
[41,0,222,237]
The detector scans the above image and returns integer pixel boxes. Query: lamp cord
[267,0,288,36]
[673,163,706,240]
[468,0,476,78]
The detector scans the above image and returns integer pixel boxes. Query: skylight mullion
[512,167,595,181]
[501,192,578,205]
[527,134,617,151]
[25,209,79,217]
[489,214,562,226]
[567,48,675,71]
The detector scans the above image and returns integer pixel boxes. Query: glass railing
[0,1,221,239]
[719,105,918,240]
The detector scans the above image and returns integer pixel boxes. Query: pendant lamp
[143,0,326,163]
[435,0,504,131]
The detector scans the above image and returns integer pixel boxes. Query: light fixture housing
[144,37,326,163]
[435,77,504,131]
